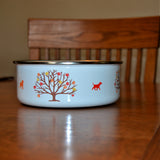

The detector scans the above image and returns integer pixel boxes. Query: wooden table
[0,80,160,160]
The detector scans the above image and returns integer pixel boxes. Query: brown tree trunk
[49,93,60,102]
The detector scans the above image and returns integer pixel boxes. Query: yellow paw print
[73,88,76,91]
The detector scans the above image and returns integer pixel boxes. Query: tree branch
[55,74,68,93]
[57,84,77,95]
[35,81,52,94]
[38,73,52,93]
[35,87,51,94]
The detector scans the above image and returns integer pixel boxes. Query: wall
[0,0,159,81]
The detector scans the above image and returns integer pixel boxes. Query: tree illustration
[33,70,77,102]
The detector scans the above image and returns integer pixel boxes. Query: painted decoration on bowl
[33,70,77,102]
[19,80,24,89]
[92,82,102,91]
[114,71,120,93]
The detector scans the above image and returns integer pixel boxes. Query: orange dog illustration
[20,80,24,89]
[92,82,102,91]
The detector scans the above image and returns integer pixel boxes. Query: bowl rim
[13,60,122,65]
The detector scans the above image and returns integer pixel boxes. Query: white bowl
[13,60,122,108]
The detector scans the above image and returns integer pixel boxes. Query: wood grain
[142,126,160,160]
[28,17,160,49]
[0,81,160,160]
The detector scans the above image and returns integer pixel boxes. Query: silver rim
[13,60,122,65]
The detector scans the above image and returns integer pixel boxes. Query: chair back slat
[44,48,50,60]
[116,49,121,61]
[96,49,101,60]
[55,48,60,60]
[144,48,158,83]
[86,49,91,60]
[125,49,132,82]
[75,49,81,60]
[65,49,71,60]
[106,49,111,61]
[135,49,143,82]
[29,48,40,60]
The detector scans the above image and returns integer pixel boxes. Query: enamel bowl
[13,60,122,108]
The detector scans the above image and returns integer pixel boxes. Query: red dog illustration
[92,82,102,91]
[20,80,24,89]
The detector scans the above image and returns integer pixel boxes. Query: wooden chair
[28,16,160,83]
